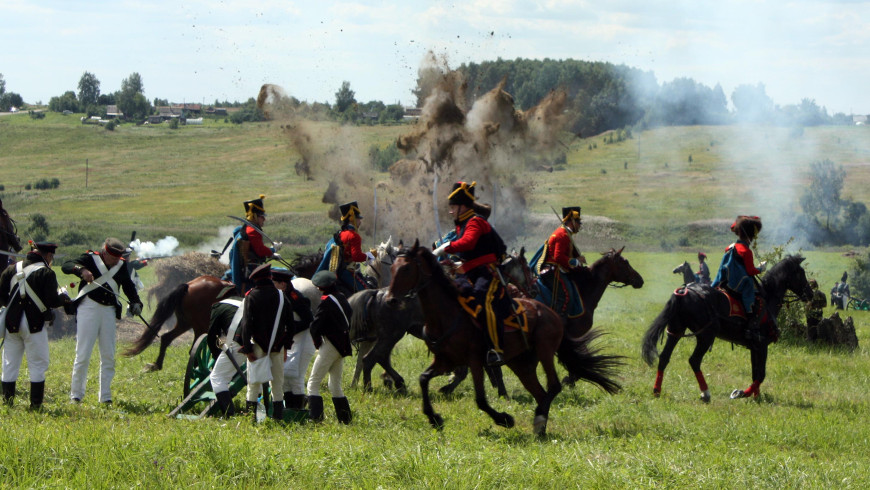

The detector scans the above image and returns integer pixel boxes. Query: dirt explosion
[258,52,572,246]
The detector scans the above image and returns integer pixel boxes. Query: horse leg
[438,366,466,395]
[485,365,508,399]
[687,333,715,403]
[351,340,373,389]
[420,358,452,429]
[362,329,407,392]
[653,332,681,397]
[507,356,551,436]
[732,345,767,399]
[470,359,514,429]
[150,314,189,371]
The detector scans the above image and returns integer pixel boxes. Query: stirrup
[486,349,505,367]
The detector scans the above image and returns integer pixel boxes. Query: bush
[168,118,179,129]
[0,185,4,191]
[32,178,60,190]
[27,214,50,242]
[29,110,45,119]
[368,142,402,172]
[24,184,31,190]
[105,120,116,131]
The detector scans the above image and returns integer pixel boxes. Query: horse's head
[388,239,433,303]
[600,246,644,288]
[765,255,813,302]
[672,261,690,275]
[501,247,538,298]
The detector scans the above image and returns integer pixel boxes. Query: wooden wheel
[183,334,215,397]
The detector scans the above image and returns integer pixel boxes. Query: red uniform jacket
[245,225,274,259]
[445,214,498,272]
[544,226,580,270]
[733,242,761,276]
[340,229,367,263]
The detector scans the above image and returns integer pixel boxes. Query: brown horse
[388,241,622,437]
[0,203,22,268]
[123,275,236,371]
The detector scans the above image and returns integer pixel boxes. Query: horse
[0,205,21,268]
[124,275,236,371]
[641,255,813,402]
[673,260,696,285]
[290,250,324,280]
[388,241,622,437]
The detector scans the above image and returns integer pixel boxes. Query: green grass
[1,251,868,488]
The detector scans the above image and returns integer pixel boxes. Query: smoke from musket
[257,52,570,245]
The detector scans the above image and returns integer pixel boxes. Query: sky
[2,0,868,114]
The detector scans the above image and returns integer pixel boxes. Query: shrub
[27,213,50,242]
[105,120,116,131]
[29,110,45,119]
[0,185,4,191]
[368,142,401,172]
[25,183,31,190]
[168,118,179,129]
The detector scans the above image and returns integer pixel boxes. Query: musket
[0,248,66,259]
[211,236,234,259]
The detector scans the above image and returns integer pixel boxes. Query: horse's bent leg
[470,361,514,429]
[654,333,681,396]
[687,334,715,403]
[420,359,451,429]
[731,346,767,400]
[350,340,373,388]
[485,365,508,399]
[438,366,467,395]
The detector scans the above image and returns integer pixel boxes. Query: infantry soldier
[270,267,316,411]
[207,294,246,417]
[805,279,827,341]
[433,181,510,366]
[539,206,586,321]
[306,270,353,423]
[236,264,295,422]
[63,237,143,404]
[0,242,68,409]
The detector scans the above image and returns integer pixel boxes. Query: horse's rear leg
[654,332,681,397]
[470,360,514,429]
[420,358,452,429]
[731,346,767,400]
[510,355,554,437]
[687,334,715,403]
[350,340,373,388]
[149,317,189,371]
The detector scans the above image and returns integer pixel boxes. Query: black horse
[672,261,696,285]
[642,255,813,401]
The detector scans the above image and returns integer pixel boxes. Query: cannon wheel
[183,334,215,398]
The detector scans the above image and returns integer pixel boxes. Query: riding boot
[332,396,352,424]
[2,381,15,407]
[271,400,284,422]
[285,393,305,410]
[215,391,235,418]
[308,395,324,422]
[29,382,45,411]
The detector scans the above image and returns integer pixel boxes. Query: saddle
[457,293,529,334]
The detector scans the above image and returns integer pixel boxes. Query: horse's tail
[348,288,380,344]
[557,329,623,394]
[122,283,189,357]
[641,294,679,366]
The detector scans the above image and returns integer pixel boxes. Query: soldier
[697,252,711,285]
[63,237,143,404]
[433,181,510,366]
[207,294,246,417]
[805,279,827,341]
[306,270,353,423]
[317,201,371,295]
[0,242,68,409]
[269,267,316,411]
[711,216,768,346]
[229,195,282,294]
[236,264,294,422]
[539,206,586,320]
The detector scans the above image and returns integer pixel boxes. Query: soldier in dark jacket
[207,295,246,417]
[806,279,828,341]
[62,237,143,404]
[306,270,353,423]
[0,242,68,409]
[236,264,295,422]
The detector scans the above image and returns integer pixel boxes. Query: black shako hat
[33,242,58,254]
[244,195,266,220]
[339,201,362,221]
[561,206,581,223]
[447,181,476,206]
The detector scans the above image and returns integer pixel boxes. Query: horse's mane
[292,250,323,268]
[763,254,804,282]
[409,245,460,299]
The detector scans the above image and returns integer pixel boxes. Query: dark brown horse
[388,241,622,437]
[123,275,236,371]
[642,255,813,401]
[0,202,22,268]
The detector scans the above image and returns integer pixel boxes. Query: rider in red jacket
[541,206,585,318]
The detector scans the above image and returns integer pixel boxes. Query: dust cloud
[257,52,571,245]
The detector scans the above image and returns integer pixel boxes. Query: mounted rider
[229,195,282,294]
[696,252,711,285]
[536,206,586,319]
[711,215,768,345]
[316,201,372,295]
[433,181,510,367]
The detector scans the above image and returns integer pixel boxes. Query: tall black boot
[332,396,352,424]
[271,400,284,422]
[29,381,45,411]
[308,395,324,422]
[285,393,305,410]
[215,391,235,418]
[2,381,15,407]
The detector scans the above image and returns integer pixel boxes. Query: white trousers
[245,343,285,403]
[209,341,247,394]
[282,329,316,395]
[306,339,345,397]
[2,316,50,383]
[70,297,117,402]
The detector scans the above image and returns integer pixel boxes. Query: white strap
[261,291,285,354]
[328,294,349,327]
[73,254,123,302]
[8,261,48,313]
[222,298,245,343]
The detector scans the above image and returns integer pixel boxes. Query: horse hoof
[699,390,711,403]
[533,415,548,436]
[730,389,748,399]
[496,413,515,428]
[438,386,455,395]
[142,363,160,373]
[429,414,445,430]
[652,388,661,397]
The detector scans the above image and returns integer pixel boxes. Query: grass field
[1,114,869,487]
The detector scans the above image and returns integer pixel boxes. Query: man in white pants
[207,296,246,417]
[0,242,68,409]
[306,270,353,424]
[62,238,143,404]
[273,269,316,411]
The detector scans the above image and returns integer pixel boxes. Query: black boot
[308,395,324,422]
[29,381,45,411]
[285,393,305,410]
[332,397,352,424]
[215,391,235,418]
[2,381,14,407]
[271,400,284,422]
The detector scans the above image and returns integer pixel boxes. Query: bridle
[395,253,432,300]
